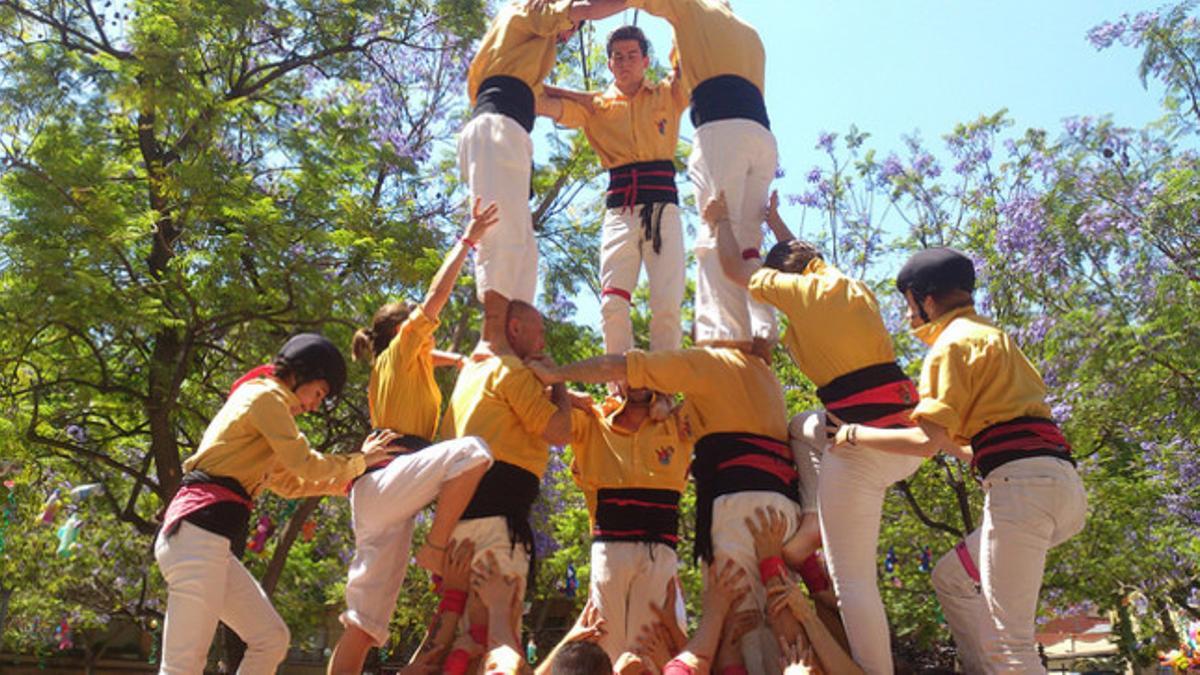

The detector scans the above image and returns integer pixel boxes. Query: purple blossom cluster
[1086,11,1159,50]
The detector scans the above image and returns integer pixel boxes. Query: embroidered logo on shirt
[656,445,675,465]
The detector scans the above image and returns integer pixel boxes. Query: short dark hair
[606,25,648,58]
[551,641,611,675]
[763,239,823,274]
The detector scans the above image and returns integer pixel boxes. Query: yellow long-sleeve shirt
[568,400,693,525]
[557,78,689,169]
[911,306,1053,444]
[626,347,788,441]
[626,0,765,95]
[748,259,898,388]
[440,354,558,477]
[467,0,573,103]
[183,378,366,498]
[367,307,441,439]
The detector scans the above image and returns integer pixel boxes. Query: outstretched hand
[361,429,401,465]
[524,354,564,386]
[746,506,789,562]
[767,581,817,625]
[563,599,607,644]
[648,577,687,654]
[703,558,750,616]
[465,198,499,243]
[440,539,475,594]
[632,621,673,670]
[702,190,730,226]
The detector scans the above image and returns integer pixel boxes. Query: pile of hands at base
[398,505,859,675]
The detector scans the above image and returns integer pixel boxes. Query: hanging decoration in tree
[39,488,62,525]
[526,637,537,664]
[57,514,83,558]
[69,483,104,500]
[919,546,933,573]
[884,546,897,573]
[54,619,73,651]
[564,562,578,598]
[247,515,274,554]
[0,479,14,553]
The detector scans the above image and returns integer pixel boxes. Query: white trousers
[599,203,686,354]
[155,521,291,675]
[688,119,779,343]
[932,457,1086,674]
[342,437,493,646]
[791,410,923,675]
[450,515,532,631]
[458,112,537,303]
[588,541,683,663]
[710,491,801,675]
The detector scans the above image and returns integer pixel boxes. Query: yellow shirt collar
[913,305,976,346]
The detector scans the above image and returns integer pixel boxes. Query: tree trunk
[147,328,185,498]
[261,497,321,597]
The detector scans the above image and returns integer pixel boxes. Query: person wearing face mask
[566,387,693,662]
[155,333,396,675]
[829,248,1087,674]
[537,25,689,366]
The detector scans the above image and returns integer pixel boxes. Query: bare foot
[414,542,446,576]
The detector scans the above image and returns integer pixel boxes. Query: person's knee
[788,410,824,445]
[600,291,631,319]
[459,436,494,467]
[931,551,974,596]
[255,614,291,663]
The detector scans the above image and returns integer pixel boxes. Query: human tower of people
[153,1,1089,674]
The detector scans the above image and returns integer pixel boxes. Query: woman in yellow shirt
[327,201,499,675]
[155,333,396,675]
[831,248,1086,673]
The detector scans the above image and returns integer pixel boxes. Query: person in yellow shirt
[829,248,1087,673]
[536,25,689,357]
[527,344,801,675]
[568,388,692,662]
[440,299,573,637]
[326,201,500,675]
[705,191,914,674]
[461,0,628,355]
[627,0,777,346]
[155,334,395,675]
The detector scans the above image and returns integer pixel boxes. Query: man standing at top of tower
[538,24,689,358]
[461,0,629,353]
[627,0,778,344]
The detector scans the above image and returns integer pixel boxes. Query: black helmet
[276,333,347,399]
[896,247,976,300]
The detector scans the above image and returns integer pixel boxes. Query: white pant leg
[689,120,778,343]
[932,529,990,675]
[342,437,492,645]
[590,542,681,662]
[711,491,801,675]
[451,516,531,631]
[788,411,826,513]
[817,439,923,675]
[217,556,291,675]
[643,204,686,352]
[979,458,1087,674]
[588,541,635,662]
[156,522,231,675]
[737,125,779,341]
[458,113,537,303]
[599,208,642,355]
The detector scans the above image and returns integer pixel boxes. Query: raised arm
[829,415,965,460]
[765,190,795,244]
[526,354,629,387]
[421,198,498,321]
[703,192,758,289]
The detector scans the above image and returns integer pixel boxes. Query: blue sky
[541,1,1167,321]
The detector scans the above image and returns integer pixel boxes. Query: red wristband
[758,556,786,583]
[438,589,467,615]
[444,648,471,675]
[461,236,478,250]
[469,623,488,646]
[797,552,831,594]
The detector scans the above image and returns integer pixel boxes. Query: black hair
[763,239,823,274]
[551,641,612,675]
[606,25,649,58]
